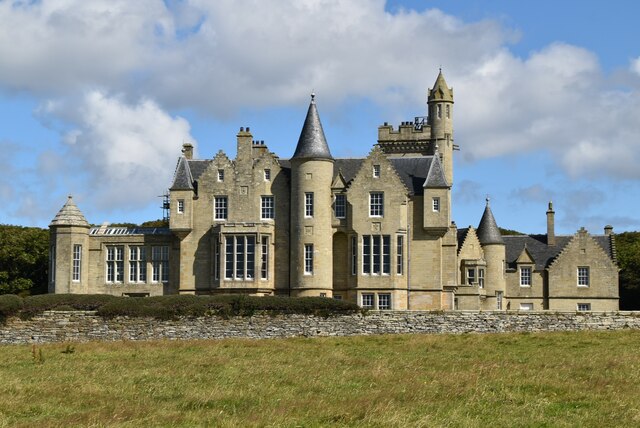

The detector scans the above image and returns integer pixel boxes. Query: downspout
[406,195,411,310]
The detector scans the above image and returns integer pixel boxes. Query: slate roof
[423,154,449,188]
[428,70,454,102]
[171,155,435,197]
[291,96,333,160]
[50,196,90,227]
[504,234,614,270]
[477,200,504,245]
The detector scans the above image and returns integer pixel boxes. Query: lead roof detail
[291,94,333,161]
[477,198,504,245]
[50,195,90,227]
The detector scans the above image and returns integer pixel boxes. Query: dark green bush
[0,294,23,321]
[21,294,118,319]
[6,293,360,320]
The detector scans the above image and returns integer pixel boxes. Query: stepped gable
[50,196,90,227]
[477,198,504,245]
[291,94,333,160]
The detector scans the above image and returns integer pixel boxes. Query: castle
[49,71,620,311]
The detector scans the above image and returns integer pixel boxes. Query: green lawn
[1,330,639,427]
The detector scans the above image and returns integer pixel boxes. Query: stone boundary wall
[2,311,640,345]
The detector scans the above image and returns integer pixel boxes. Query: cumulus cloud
[42,91,195,210]
[631,57,640,76]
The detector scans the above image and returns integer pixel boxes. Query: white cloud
[44,91,195,211]
[631,57,640,76]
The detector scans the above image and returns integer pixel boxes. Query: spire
[170,156,194,190]
[423,151,449,188]
[428,69,454,103]
[50,195,90,227]
[477,197,504,245]
[292,93,333,160]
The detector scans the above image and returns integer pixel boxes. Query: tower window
[177,199,184,214]
[305,192,314,217]
[304,244,314,274]
[446,104,450,119]
[437,104,442,119]
[432,197,440,212]
[72,244,82,282]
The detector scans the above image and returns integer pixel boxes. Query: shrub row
[0,294,360,321]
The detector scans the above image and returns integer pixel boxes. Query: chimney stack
[604,225,613,236]
[546,201,555,246]
[181,142,194,160]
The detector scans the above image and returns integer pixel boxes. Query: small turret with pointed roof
[292,93,333,161]
[428,69,454,103]
[423,146,449,188]
[477,197,504,245]
[50,195,90,227]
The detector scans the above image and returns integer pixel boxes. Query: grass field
[1,330,640,427]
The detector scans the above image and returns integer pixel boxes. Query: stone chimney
[546,201,555,246]
[182,142,194,160]
[604,225,613,236]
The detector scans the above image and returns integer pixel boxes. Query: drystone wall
[2,311,640,345]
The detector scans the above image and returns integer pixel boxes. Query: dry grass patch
[1,331,640,427]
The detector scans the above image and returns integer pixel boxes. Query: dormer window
[373,165,380,178]
[217,169,224,182]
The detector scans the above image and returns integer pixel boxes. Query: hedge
[1,294,361,321]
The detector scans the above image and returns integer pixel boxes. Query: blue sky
[1,0,639,235]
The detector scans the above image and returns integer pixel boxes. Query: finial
[548,200,553,210]
[68,195,73,200]
[310,92,315,104]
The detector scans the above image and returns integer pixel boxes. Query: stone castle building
[49,71,620,311]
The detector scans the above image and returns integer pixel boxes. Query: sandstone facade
[49,71,619,311]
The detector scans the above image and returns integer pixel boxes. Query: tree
[616,232,640,310]
[0,225,50,295]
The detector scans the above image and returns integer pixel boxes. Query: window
[177,199,185,214]
[214,237,220,280]
[578,267,590,287]
[520,266,532,287]
[369,192,384,217]
[260,236,269,279]
[129,246,146,283]
[224,235,255,280]
[72,244,81,282]
[577,303,591,312]
[214,196,228,220]
[378,293,391,310]
[217,169,224,182]
[304,244,314,274]
[333,295,343,300]
[106,246,124,283]
[373,164,380,178]
[467,268,475,285]
[520,303,534,311]
[396,235,404,275]
[496,291,503,310]
[446,104,450,119]
[152,246,169,283]
[351,236,357,276]
[432,197,440,212]
[361,293,374,309]
[320,292,327,298]
[362,235,390,275]
[261,196,275,219]
[264,168,271,181]
[334,194,346,219]
[305,192,314,217]
[478,268,485,288]
[437,104,442,119]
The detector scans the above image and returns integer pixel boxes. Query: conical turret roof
[477,198,504,245]
[50,195,90,227]
[292,94,333,160]
[428,69,454,103]
[423,150,449,188]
